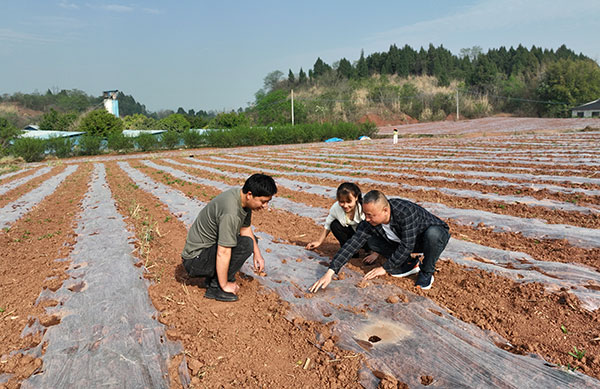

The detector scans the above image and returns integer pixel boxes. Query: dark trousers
[182,235,253,284]
[367,225,450,274]
[330,220,369,253]
[330,219,355,247]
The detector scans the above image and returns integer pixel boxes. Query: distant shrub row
[8,122,376,162]
[199,122,377,148]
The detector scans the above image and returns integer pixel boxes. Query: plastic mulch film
[245,233,600,388]
[298,151,600,167]
[423,202,600,249]
[21,164,184,388]
[0,167,32,181]
[443,238,600,311]
[182,156,599,214]
[0,164,78,229]
[0,166,52,196]
[276,151,594,175]
[135,160,600,310]
[122,160,600,387]
[207,155,600,196]
[141,160,327,224]
[173,158,600,249]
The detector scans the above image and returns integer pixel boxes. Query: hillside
[250,44,600,126]
[0,103,44,128]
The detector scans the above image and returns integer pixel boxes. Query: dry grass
[0,156,26,175]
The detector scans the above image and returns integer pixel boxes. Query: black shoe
[415,272,434,290]
[205,285,238,302]
[390,260,420,278]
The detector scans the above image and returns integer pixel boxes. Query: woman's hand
[305,240,321,250]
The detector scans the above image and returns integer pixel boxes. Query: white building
[103,90,119,118]
[571,99,600,118]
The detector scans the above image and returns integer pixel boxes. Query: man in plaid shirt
[310,190,450,292]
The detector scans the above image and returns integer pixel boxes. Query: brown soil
[0,164,68,209]
[359,112,417,127]
[129,159,600,380]
[1,128,599,387]
[0,163,92,388]
[103,162,370,388]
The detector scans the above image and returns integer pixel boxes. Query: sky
[1,0,599,113]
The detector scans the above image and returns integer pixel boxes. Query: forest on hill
[259,44,600,124]
[1,43,599,134]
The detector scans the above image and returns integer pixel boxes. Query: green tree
[160,130,181,149]
[107,132,134,153]
[356,50,368,78]
[263,70,284,93]
[122,113,156,130]
[10,137,46,162]
[288,69,295,84]
[312,57,332,78]
[298,68,307,84]
[77,135,103,155]
[156,113,191,132]
[116,92,147,116]
[78,109,123,137]
[207,112,251,129]
[536,59,600,116]
[182,129,204,148]
[39,108,77,131]
[46,136,73,158]
[337,58,354,79]
[468,56,500,92]
[185,115,208,129]
[1,116,23,151]
[134,132,158,151]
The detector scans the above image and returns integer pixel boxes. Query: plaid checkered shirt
[328,198,448,274]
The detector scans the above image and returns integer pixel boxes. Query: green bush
[78,135,103,155]
[196,122,371,148]
[46,136,73,158]
[10,137,46,162]
[160,130,180,149]
[107,132,134,153]
[1,116,22,151]
[135,132,158,151]
[78,109,123,137]
[182,129,204,148]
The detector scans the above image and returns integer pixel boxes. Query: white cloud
[142,8,161,15]
[82,3,161,14]
[101,4,134,12]
[59,1,79,9]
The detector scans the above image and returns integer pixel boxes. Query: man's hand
[364,266,386,280]
[305,241,321,250]
[222,281,240,295]
[309,269,335,293]
[253,253,265,273]
[363,252,379,264]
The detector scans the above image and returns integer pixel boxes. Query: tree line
[271,44,600,117]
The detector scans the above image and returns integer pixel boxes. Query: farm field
[1,123,599,388]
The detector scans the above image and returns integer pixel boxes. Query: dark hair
[336,182,362,204]
[242,173,277,197]
[363,190,388,207]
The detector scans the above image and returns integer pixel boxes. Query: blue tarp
[324,137,343,143]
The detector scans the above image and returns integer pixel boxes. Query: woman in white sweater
[306,183,365,253]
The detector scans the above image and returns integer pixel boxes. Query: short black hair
[363,190,388,207]
[242,173,277,197]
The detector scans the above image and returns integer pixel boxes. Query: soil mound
[358,113,418,127]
